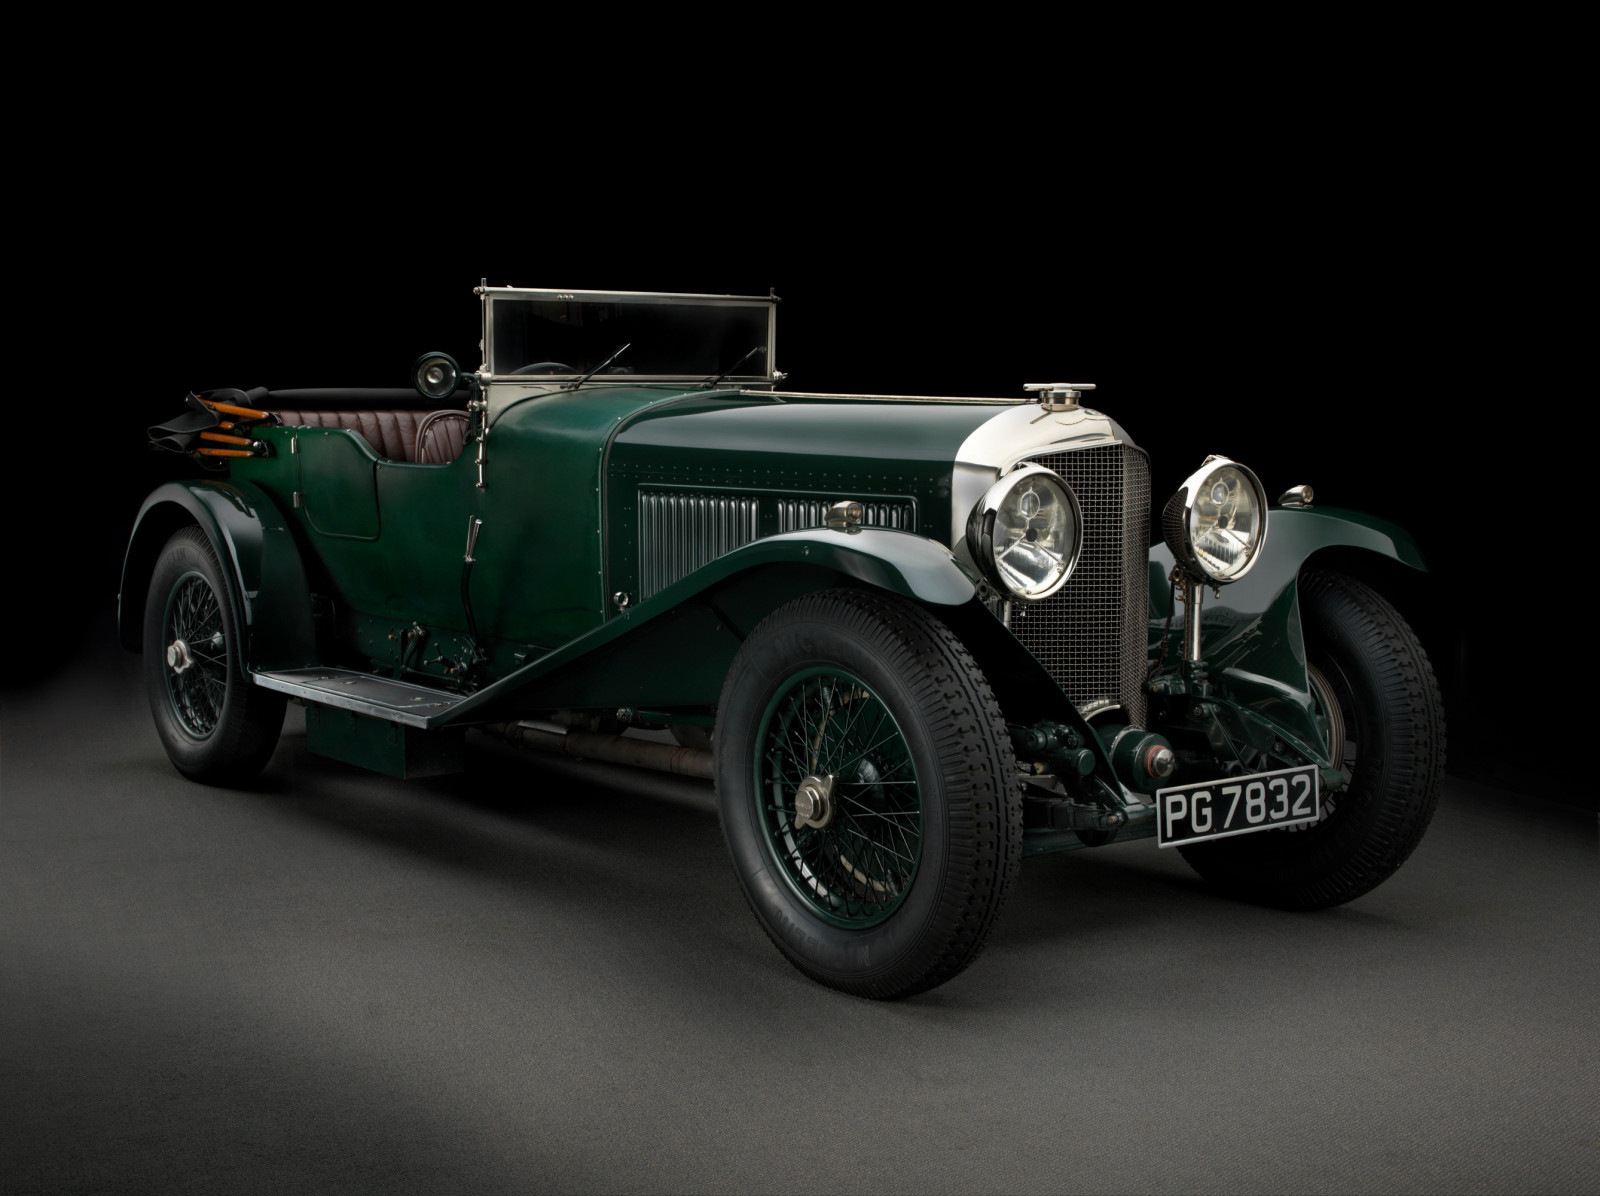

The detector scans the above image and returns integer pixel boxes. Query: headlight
[1162,456,1268,583]
[413,351,461,400]
[966,464,1083,601]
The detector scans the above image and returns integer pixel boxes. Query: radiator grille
[638,490,760,599]
[776,499,916,533]
[1009,443,1151,725]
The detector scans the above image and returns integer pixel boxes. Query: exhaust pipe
[482,721,714,780]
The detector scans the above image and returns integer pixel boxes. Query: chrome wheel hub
[166,638,194,675]
[793,773,837,829]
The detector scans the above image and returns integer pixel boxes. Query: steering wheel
[511,361,576,375]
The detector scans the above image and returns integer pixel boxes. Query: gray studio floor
[4,644,1597,1195]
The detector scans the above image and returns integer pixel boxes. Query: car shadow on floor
[195,721,1417,1003]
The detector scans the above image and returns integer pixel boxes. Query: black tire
[715,589,1022,998]
[143,526,286,783]
[1178,569,1446,909]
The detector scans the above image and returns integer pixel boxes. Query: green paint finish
[296,429,380,540]
[332,609,512,686]
[611,395,992,548]
[608,481,921,604]
[475,386,715,647]
[241,421,532,651]
[435,532,978,725]
[173,382,1423,800]
[305,704,465,778]
[118,479,318,670]
[217,387,984,720]
[615,393,998,467]
[1147,505,1426,758]
[494,600,739,713]
[247,426,485,639]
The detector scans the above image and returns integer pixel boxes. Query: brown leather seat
[415,410,470,464]
[271,408,460,463]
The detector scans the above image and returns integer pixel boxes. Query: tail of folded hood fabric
[147,387,274,452]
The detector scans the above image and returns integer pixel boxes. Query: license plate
[1156,764,1320,847]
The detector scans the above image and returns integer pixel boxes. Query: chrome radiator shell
[1010,443,1151,726]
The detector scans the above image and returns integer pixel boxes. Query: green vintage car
[123,285,1445,998]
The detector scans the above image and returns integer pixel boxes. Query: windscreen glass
[490,297,772,378]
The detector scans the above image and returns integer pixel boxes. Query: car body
[122,286,1446,997]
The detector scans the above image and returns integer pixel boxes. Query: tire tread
[717,589,1022,998]
[1179,569,1445,909]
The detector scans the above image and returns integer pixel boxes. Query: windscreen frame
[481,288,779,384]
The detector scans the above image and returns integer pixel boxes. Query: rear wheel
[144,526,285,783]
[1178,569,1445,908]
[715,590,1022,998]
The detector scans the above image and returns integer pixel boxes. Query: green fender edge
[1148,505,1427,759]
[118,480,318,670]
[438,528,979,725]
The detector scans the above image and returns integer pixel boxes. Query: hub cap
[166,638,194,674]
[793,774,837,829]
[162,572,226,738]
[755,668,923,928]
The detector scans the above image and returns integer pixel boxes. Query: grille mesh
[638,490,760,599]
[1009,443,1150,725]
[776,499,915,533]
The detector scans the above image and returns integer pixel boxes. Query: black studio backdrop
[26,223,1577,801]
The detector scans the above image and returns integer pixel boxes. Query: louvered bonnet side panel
[637,490,761,599]
[775,499,915,533]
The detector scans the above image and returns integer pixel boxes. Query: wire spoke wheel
[716,590,1022,999]
[162,571,227,738]
[143,526,284,783]
[756,667,922,929]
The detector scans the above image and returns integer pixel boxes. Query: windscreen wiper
[703,345,766,388]
[563,343,631,390]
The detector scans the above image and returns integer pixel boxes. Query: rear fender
[1148,505,1427,755]
[118,481,317,669]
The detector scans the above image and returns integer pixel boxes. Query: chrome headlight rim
[412,351,462,401]
[966,463,1084,603]
[1162,455,1269,584]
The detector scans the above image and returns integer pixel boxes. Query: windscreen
[490,296,773,379]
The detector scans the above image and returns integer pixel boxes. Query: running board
[252,668,467,728]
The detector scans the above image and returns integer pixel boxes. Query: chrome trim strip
[477,286,779,303]
[767,391,1024,404]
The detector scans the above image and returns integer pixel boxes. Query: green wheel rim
[754,666,923,929]
[161,570,227,739]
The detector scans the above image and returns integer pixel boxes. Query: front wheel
[715,590,1022,998]
[1178,569,1446,909]
[143,526,285,783]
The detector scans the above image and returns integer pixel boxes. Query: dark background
[17,188,1575,799]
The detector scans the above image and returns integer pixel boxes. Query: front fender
[1149,505,1427,755]
[438,528,978,723]
[663,527,980,608]
[118,481,317,668]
